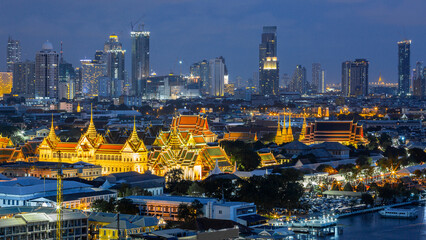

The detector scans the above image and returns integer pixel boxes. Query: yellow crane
[56,150,63,240]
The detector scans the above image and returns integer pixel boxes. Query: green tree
[378,134,392,150]
[165,168,184,192]
[408,148,426,164]
[361,193,374,206]
[177,200,204,222]
[91,198,116,213]
[187,182,205,197]
[116,198,139,215]
[356,155,372,168]
[343,182,353,191]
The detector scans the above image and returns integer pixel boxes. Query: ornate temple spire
[299,110,307,141]
[48,114,59,143]
[276,114,282,137]
[282,109,288,136]
[287,111,294,142]
[129,116,140,143]
[85,104,97,139]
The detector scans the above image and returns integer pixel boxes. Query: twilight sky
[0,0,425,85]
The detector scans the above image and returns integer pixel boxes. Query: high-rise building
[6,36,21,72]
[104,34,125,83]
[131,26,150,95]
[80,59,106,98]
[35,41,59,99]
[12,61,35,97]
[413,61,424,97]
[398,40,411,96]
[260,57,279,95]
[320,69,325,93]
[59,62,76,100]
[190,60,209,95]
[0,72,13,97]
[341,59,369,97]
[259,26,279,96]
[312,63,321,93]
[209,57,225,96]
[289,65,307,94]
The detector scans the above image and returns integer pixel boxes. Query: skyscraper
[289,65,307,94]
[259,26,279,96]
[190,60,209,95]
[80,59,106,98]
[320,69,325,93]
[209,57,225,96]
[104,34,125,81]
[6,36,21,72]
[312,63,321,93]
[398,40,411,96]
[341,59,369,97]
[12,61,35,97]
[413,61,424,97]
[131,25,150,95]
[35,41,59,99]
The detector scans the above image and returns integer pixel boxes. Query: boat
[379,208,418,219]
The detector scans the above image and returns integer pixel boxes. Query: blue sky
[0,0,425,84]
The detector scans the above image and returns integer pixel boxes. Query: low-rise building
[127,195,267,226]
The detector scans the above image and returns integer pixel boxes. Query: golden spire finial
[90,103,93,124]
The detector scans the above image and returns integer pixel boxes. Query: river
[330,206,426,240]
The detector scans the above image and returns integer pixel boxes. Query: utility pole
[56,150,63,240]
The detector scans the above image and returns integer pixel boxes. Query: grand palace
[37,111,232,180]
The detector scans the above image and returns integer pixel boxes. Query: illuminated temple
[37,113,232,180]
[300,120,366,145]
[275,113,294,145]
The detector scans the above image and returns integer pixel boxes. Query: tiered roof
[171,115,216,142]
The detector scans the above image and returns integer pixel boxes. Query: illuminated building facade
[131,26,150,96]
[341,59,369,97]
[190,60,210,95]
[35,41,59,99]
[104,34,126,97]
[289,65,307,94]
[413,61,424,98]
[12,61,35,97]
[259,26,279,96]
[398,40,411,96]
[38,111,148,175]
[6,36,21,72]
[274,112,294,145]
[81,59,106,97]
[0,72,13,97]
[37,113,229,180]
[312,63,324,93]
[59,61,76,99]
[209,57,225,96]
[301,121,365,145]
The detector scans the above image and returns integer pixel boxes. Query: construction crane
[56,150,63,240]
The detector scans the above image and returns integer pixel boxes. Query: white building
[209,58,225,96]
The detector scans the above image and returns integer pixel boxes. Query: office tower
[398,40,411,96]
[209,57,225,96]
[235,76,243,88]
[35,41,59,99]
[59,62,76,100]
[289,65,307,94]
[312,63,321,93]
[260,57,279,95]
[0,72,13,97]
[131,25,150,95]
[80,59,106,98]
[259,26,279,96]
[320,69,325,93]
[341,59,369,97]
[104,34,125,82]
[12,61,35,97]
[191,60,209,95]
[281,73,290,90]
[6,36,21,72]
[413,61,424,97]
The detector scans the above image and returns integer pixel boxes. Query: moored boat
[379,208,418,219]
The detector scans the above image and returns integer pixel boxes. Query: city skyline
[0,0,425,85]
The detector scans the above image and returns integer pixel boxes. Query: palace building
[300,120,366,145]
[37,112,232,180]
[37,111,149,175]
